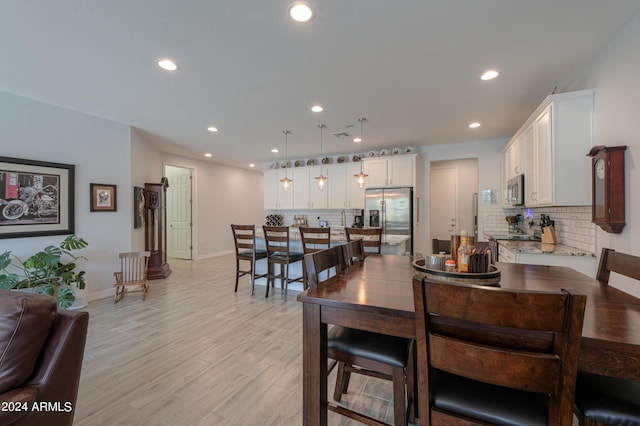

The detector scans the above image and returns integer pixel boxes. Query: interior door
[165,165,193,259]
[430,166,458,242]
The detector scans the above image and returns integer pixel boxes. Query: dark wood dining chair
[574,248,640,426]
[262,225,304,301]
[305,247,415,426]
[341,239,365,267]
[345,227,382,257]
[230,224,267,295]
[412,277,586,426]
[299,226,331,289]
[431,238,451,255]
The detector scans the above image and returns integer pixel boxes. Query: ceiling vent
[332,132,350,138]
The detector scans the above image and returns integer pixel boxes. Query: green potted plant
[0,235,88,309]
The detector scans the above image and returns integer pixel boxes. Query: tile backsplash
[263,209,359,229]
[482,205,595,253]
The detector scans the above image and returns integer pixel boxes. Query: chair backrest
[231,224,258,255]
[300,227,331,254]
[412,277,587,425]
[262,226,291,257]
[596,248,640,284]
[341,239,365,266]
[431,239,451,254]
[118,251,151,285]
[304,246,347,288]
[345,227,382,255]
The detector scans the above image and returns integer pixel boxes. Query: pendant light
[354,117,368,188]
[315,124,328,191]
[280,130,293,192]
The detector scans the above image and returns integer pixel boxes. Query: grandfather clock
[145,178,172,279]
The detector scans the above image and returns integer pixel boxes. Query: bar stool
[262,225,304,301]
[299,226,331,289]
[230,224,267,295]
[345,227,382,256]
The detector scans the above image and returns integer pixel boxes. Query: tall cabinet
[145,179,172,279]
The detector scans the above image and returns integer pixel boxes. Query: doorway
[430,159,478,246]
[164,165,193,260]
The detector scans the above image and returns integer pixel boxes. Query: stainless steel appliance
[352,209,364,228]
[365,187,413,254]
[507,174,524,206]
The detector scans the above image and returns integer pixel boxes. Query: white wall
[415,139,506,255]
[0,91,132,301]
[159,153,264,259]
[564,12,640,296]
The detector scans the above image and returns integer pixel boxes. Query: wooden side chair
[574,248,640,425]
[412,277,586,426]
[341,239,365,267]
[345,227,382,257]
[431,238,451,255]
[262,225,304,301]
[305,247,415,426]
[230,224,267,295]
[114,251,151,303]
[300,226,331,289]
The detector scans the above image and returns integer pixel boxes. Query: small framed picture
[90,183,117,212]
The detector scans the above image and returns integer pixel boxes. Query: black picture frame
[90,183,117,212]
[0,156,75,239]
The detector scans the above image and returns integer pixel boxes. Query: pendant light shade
[280,130,293,192]
[354,117,368,188]
[315,124,328,191]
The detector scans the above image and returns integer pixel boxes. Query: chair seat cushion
[432,369,549,426]
[269,252,304,262]
[238,249,267,260]
[327,326,412,368]
[575,372,640,425]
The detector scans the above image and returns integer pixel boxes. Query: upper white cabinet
[503,89,594,207]
[293,166,328,209]
[326,163,365,209]
[363,155,415,188]
[263,169,294,209]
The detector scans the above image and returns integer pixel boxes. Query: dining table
[297,254,640,426]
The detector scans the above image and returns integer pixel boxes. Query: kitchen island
[253,227,411,292]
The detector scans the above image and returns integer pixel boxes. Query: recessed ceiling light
[204,153,212,157]
[271,148,279,153]
[311,105,323,112]
[289,2,315,22]
[207,126,218,133]
[156,59,179,71]
[353,137,362,143]
[481,70,499,80]
[469,122,481,128]
[249,163,256,168]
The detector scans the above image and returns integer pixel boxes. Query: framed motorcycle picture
[0,156,75,239]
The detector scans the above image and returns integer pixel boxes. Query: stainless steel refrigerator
[364,187,413,254]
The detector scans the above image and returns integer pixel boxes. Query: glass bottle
[457,230,471,273]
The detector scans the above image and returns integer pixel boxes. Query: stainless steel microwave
[507,174,524,206]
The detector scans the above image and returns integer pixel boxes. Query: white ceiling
[2,1,640,170]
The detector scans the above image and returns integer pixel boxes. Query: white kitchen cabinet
[293,167,328,209]
[503,89,594,207]
[263,169,294,209]
[503,136,524,181]
[363,155,415,188]
[498,244,595,277]
[326,163,365,209]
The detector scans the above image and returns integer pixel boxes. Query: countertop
[498,240,595,257]
[256,227,410,246]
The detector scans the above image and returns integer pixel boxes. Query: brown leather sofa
[0,289,89,426]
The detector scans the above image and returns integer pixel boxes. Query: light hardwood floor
[75,254,400,425]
